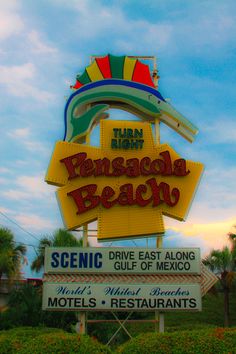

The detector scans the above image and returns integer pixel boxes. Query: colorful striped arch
[72,54,155,89]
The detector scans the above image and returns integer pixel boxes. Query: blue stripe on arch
[64,79,165,140]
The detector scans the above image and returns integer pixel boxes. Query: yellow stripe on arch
[86,60,104,82]
[123,57,137,81]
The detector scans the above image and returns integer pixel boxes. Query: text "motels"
[60,150,189,214]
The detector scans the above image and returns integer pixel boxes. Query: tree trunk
[224,287,230,327]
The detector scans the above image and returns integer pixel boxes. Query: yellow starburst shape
[46,120,204,241]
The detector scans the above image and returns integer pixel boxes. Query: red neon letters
[60,151,190,179]
[60,151,189,214]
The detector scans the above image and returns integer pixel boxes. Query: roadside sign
[42,282,202,311]
[44,247,201,274]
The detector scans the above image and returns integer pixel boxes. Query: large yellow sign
[46,120,203,240]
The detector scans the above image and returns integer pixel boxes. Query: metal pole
[75,224,88,334]
[155,117,161,251]
[154,70,165,331]
[76,117,90,333]
[80,225,88,333]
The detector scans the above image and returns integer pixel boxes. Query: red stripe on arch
[96,55,112,79]
[72,80,83,89]
[132,60,155,88]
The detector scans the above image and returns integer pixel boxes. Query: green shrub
[19,333,111,354]
[0,327,64,353]
[0,327,111,354]
[117,328,236,354]
[0,284,77,331]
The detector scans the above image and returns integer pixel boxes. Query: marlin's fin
[69,104,109,143]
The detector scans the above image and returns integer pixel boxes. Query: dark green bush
[0,327,111,354]
[0,327,64,353]
[117,328,236,354]
[0,284,77,331]
[19,333,111,354]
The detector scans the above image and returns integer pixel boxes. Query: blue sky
[0,0,236,278]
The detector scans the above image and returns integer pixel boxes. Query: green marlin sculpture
[64,56,198,143]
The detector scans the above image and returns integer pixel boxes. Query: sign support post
[155,106,165,333]
[82,225,88,333]
[75,224,88,334]
[76,120,90,334]
[77,118,91,334]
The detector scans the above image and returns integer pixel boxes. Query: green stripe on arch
[109,54,125,79]
[76,70,91,85]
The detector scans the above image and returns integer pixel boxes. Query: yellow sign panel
[46,121,204,240]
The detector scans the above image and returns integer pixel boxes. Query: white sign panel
[44,247,201,274]
[42,282,201,311]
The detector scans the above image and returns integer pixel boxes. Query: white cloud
[0,177,8,185]
[17,176,49,195]
[0,167,11,173]
[2,175,52,201]
[0,62,35,80]
[0,62,55,102]
[197,167,236,215]
[0,0,20,11]
[115,22,172,53]
[190,7,236,47]
[8,127,30,139]
[204,167,236,183]
[28,30,58,54]
[204,118,236,143]
[14,213,54,231]
[0,1,24,41]
[23,140,51,155]
[15,160,29,166]
[0,206,13,214]
[7,126,51,155]
[166,216,236,255]
[2,190,30,200]
[54,0,236,57]
[59,0,172,52]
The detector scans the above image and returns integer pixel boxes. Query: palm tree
[203,246,236,327]
[0,227,27,282]
[31,228,83,273]
[228,228,236,253]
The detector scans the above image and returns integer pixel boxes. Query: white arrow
[43,263,217,297]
